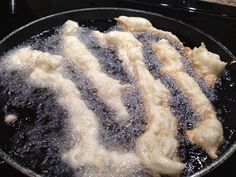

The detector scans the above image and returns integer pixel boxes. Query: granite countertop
[201,0,236,6]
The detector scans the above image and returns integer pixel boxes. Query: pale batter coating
[4,114,17,124]
[62,20,130,122]
[94,30,185,176]
[114,16,225,159]
[152,39,223,158]
[115,16,180,43]
[7,47,141,177]
[185,43,226,87]
[116,16,226,87]
[3,16,227,177]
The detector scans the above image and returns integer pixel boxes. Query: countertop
[201,0,236,6]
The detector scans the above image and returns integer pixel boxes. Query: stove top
[0,1,235,177]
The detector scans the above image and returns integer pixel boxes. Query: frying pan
[0,7,235,177]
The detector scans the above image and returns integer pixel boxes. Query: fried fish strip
[94,30,185,176]
[116,16,226,87]
[115,16,180,42]
[152,39,223,158]
[184,43,226,87]
[116,16,224,159]
[8,47,141,177]
[62,20,130,122]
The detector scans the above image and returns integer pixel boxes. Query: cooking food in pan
[0,15,234,177]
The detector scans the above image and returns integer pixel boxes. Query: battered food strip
[184,43,226,87]
[116,16,224,158]
[8,47,141,177]
[116,16,225,93]
[152,39,223,158]
[62,20,130,122]
[94,31,185,176]
[115,16,180,42]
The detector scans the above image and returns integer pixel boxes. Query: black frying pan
[0,8,235,177]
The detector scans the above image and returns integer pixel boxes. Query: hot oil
[0,23,235,177]
[137,33,200,130]
[0,26,148,177]
[179,68,236,176]
[0,68,73,176]
[75,27,147,151]
[213,68,236,153]
[65,62,147,152]
[136,33,211,176]
[135,32,236,176]
[26,27,61,55]
[135,32,216,102]
[78,27,133,85]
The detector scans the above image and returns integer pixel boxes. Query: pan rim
[0,7,235,60]
[0,7,235,177]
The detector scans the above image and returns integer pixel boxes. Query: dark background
[0,0,235,177]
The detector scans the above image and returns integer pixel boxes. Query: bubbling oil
[0,68,73,176]
[0,22,235,177]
